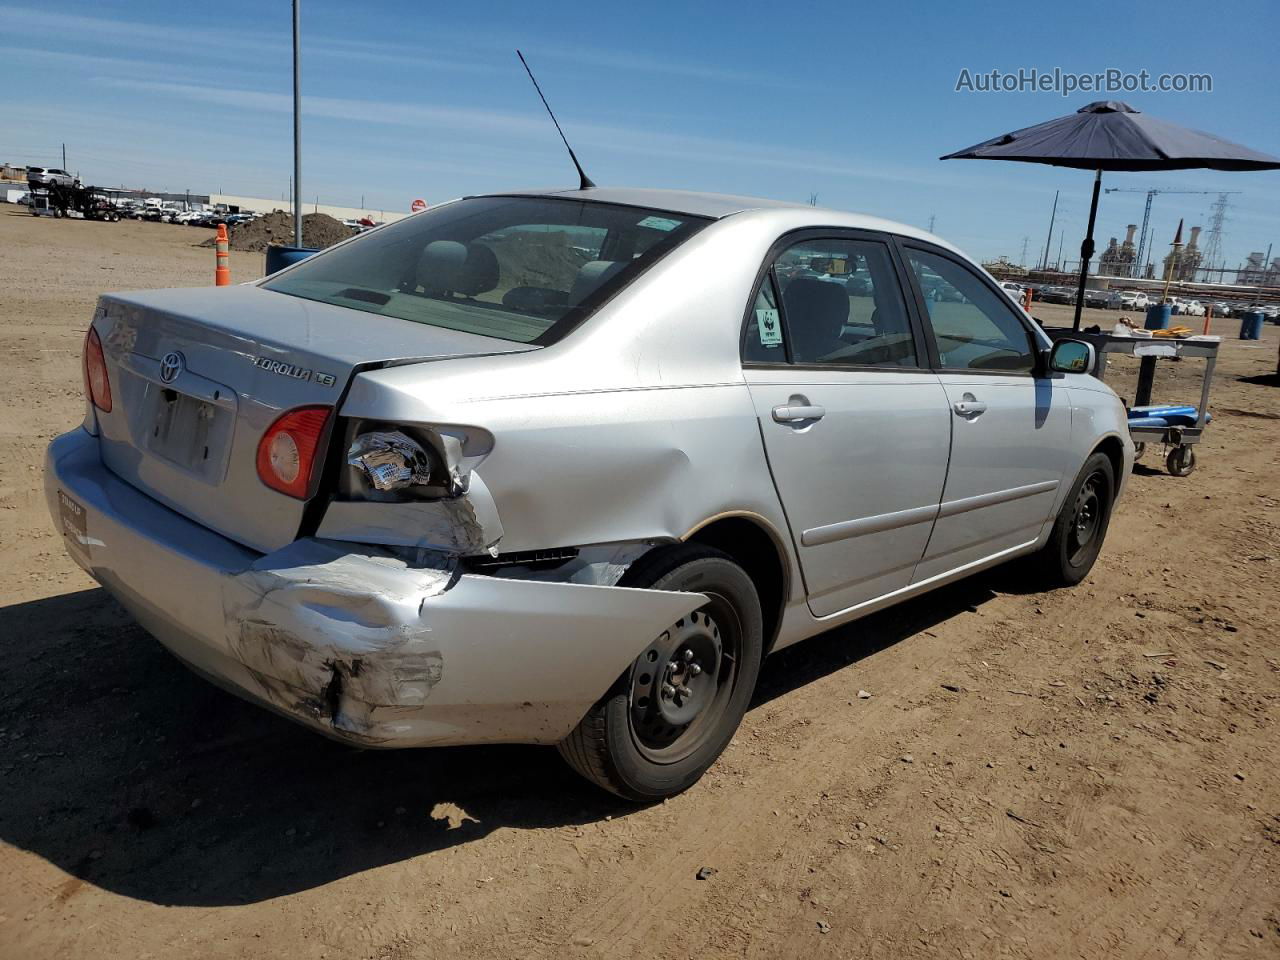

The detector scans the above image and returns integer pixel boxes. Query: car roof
[475,186,961,253]
[482,186,808,219]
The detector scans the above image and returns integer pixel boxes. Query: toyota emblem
[159,351,184,384]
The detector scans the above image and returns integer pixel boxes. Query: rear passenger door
[899,243,1074,581]
[743,232,952,618]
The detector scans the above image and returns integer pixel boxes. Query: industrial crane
[1103,187,1240,277]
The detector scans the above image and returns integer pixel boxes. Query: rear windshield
[261,196,710,345]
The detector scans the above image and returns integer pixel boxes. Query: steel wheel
[1066,470,1105,566]
[1030,452,1115,588]
[627,597,741,764]
[557,545,763,801]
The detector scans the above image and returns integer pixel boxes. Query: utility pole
[1040,190,1058,270]
[1056,231,1064,271]
[927,213,936,233]
[62,143,66,169]
[292,0,302,247]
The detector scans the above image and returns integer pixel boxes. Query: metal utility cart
[1045,329,1219,477]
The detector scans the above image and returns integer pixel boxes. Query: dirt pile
[204,211,353,253]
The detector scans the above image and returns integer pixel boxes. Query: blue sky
[3,0,1278,267]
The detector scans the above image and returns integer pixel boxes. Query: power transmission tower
[808,192,818,207]
[927,214,936,233]
[1200,193,1230,282]
[1020,236,1030,268]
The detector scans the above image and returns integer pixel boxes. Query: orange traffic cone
[215,224,231,285]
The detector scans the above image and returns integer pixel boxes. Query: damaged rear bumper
[44,429,704,747]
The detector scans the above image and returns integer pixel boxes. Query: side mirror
[1049,338,1095,374]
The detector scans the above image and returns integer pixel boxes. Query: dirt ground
[1,209,1278,960]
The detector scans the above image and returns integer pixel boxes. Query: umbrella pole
[1071,169,1103,331]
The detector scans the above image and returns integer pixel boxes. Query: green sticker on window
[637,215,681,231]
[756,308,782,346]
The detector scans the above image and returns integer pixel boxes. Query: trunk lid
[92,284,535,553]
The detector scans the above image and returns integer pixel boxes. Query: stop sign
[410,198,427,213]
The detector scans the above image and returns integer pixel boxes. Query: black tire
[557,544,763,801]
[1166,445,1196,477]
[1031,452,1115,587]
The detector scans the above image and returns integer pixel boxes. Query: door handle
[952,395,987,417]
[772,403,826,423]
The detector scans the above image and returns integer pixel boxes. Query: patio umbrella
[941,100,1280,330]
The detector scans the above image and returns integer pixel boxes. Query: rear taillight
[83,327,112,412]
[256,406,332,499]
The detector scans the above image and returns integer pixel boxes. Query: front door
[743,234,952,618]
[900,244,1074,582]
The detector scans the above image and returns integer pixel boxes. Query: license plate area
[58,489,90,564]
[143,384,235,483]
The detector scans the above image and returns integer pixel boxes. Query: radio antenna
[516,49,595,190]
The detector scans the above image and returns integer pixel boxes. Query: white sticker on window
[756,308,782,346]
[637,215,681,232]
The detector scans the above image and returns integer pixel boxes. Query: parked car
[1107,290,1148,310]
[1210,301,1233,317]
[1040,286,1077,305]
[26,166,80,190]
[1181,299,1206,317]
[1083,288,1110,308]
[46,188,1132,800]
[999,280,1025,300]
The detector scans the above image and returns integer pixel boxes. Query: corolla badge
[159,351,184,383]
[251,355,336,387]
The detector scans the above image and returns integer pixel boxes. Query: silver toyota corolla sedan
[46,187,1132,800]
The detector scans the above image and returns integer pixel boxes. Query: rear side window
[745,237,917,367]
[905,248,1034,373]
[262,197,709,345]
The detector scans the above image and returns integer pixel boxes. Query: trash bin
[1144,303,1172,330]
[264,244,318,276]
[1238,311,1265,340]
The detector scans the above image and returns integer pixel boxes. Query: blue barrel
[264,244,319,275]
[1239,311,1265,340]
[1144,303,1172,330]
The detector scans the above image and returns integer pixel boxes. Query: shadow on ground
[0,575,1003,906]
[1236,373,1280,389]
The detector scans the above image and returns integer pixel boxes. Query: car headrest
[415,240,499,296]
[569,260,627,307]
[783,278,849,358]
